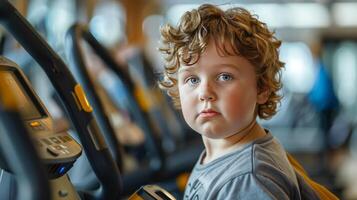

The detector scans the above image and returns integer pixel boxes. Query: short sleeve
[215,173,291,200]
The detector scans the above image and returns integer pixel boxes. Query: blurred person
[308,42,340,151]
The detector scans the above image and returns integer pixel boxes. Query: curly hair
[159,4,284,119]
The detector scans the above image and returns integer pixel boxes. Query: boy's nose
[199,94,215,101]
[198,83,216,102]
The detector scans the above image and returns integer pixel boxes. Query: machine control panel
[0,57,82,179]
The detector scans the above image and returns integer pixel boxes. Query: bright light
[332,3,357,27]
[89,1,126,47]
[243,4,286,28]
[333,42,357,107]
[280,42,315,93]
[46,0,75,46]
[90,15,123,47]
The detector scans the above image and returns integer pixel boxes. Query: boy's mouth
[199,109,220,118]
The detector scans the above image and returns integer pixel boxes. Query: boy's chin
[198,131,234,140]
[189,124,235,139]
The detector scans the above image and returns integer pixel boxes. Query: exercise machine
[0,1,177,199]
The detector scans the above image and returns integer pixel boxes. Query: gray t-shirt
[183,132,318,200]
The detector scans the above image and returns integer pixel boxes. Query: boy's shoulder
[250,133,300,193]
[230,132,295,177]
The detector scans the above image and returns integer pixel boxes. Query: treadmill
[0,56,82,199]
[0,56,175,200]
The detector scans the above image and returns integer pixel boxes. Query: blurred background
[1,0,357,199]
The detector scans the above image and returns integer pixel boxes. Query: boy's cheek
[180,97,195,117]
[180,104,195,129]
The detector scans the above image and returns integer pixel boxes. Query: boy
[159,4,338,200]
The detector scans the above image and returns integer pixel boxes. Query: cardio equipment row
[65,23,202,195]
[0,1,197,199]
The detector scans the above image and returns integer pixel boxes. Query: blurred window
[333,42,357,109]
[280,42,315,93]
[89,1,126,48]
[166,3,330,28]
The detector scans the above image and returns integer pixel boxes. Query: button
[58,190,68,197]
[46,147,59,157]
[58,136,67,143]
[63,135,72,142]
[53,145,62,150]
[29,121,41,127]
[50,137,61,144]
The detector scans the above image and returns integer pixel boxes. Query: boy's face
[178,41,267,139]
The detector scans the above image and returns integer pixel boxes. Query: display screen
[0,70,43,120]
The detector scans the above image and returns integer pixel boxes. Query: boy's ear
[257,88,270,104]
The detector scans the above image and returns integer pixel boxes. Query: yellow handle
[74,84,93,112]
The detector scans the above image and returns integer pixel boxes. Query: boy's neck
[201,121,267,164]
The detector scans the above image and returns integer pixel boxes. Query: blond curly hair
[159,4,284,119]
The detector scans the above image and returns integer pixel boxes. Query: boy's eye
[186,77,200,85]
[217,73,233,81]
